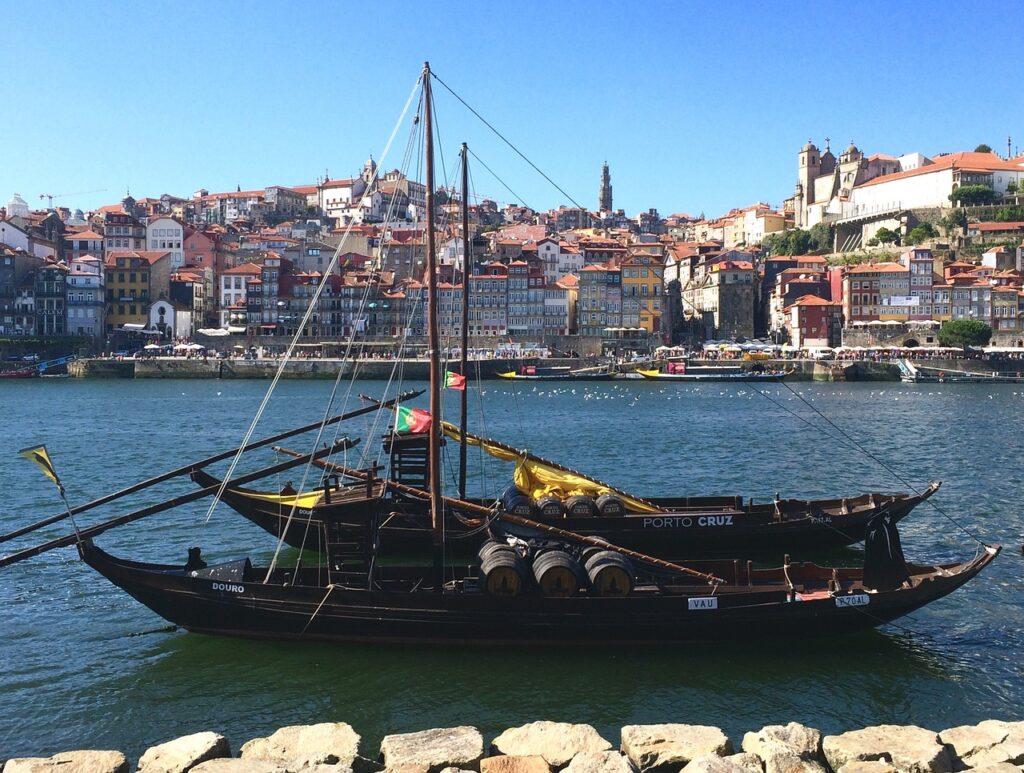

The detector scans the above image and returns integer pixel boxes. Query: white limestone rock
[835,762,897,773]
[3,750,129,773]
[138,731,231,773]
[491,722,613,768]
[620,725,733,773]
[239,723,361,770]
[742,724,822,763]
[822,725,953,773]
[379,727,484,773]
[940,720,1024,769]
[190,761,286,773]
[756,750,824,773]
[682,753,757,773]
[479,756,552,773]
[562,751,636,773]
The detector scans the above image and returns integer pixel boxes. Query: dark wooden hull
[79,539,999,644]
[191,469,939,559]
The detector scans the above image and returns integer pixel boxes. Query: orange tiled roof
[859,151,1024,188]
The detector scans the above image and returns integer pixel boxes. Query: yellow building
[619,250,664,334]
[104,250,172,334]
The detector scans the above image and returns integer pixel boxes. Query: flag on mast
[444,370,466,391]
[19,445,65,495]
[395,406,432,433]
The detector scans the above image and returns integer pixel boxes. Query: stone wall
[6,718,1021,773]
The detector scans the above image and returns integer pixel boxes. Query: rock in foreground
[620,725,733,773]
[240,722,361,769]
[822,725,952,773]
[379,726,484,773]
[3,750,129,773]
[491,722,612,768]
[138,731,231,773]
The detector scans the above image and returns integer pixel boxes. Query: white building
[146,217,185,269]
[318,178,368,222]
[6,194,30,218]
[149,298,192,339]
[66,255,105,338]
[0,220,56,258]
[218,262,261,327]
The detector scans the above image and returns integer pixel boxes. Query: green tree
[874,227,900,246]
[950,184,998,206]
[940,208,968,237]
[808,222,832,251]
[975,144,993,153]
[938,319,993,350]
[904,222,937,245]
[1007,180,1018,195]
[994,206,1024,222]
[764,229,812,256]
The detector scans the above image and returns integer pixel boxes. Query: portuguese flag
[444,370,466,391]
[395,406,432,434]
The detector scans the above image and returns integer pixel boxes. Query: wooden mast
[422,62,444,571]
[458,142,471,500]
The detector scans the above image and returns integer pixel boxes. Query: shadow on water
[86,626,960,761]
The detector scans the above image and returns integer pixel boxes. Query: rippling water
[1,377,1022,760]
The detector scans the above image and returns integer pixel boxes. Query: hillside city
[3,140,1024,356]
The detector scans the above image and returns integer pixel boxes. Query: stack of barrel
[478,539,634,599]
[501,485,628,519]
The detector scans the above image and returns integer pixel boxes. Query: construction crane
[39,189,108,208]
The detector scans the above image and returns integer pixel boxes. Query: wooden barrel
[479,542,527,597]
[564,495,597,517]
[595,492,626,517]
[535,494,565,519]
[584,550,634,597]
[532,549,582,597]
[501,485,537,516]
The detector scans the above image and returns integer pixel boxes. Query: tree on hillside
[764,229,812,256]
[950,184,998,206]
[874,227,900,246]
[808,222,832,251]
[938,319,992,350]
[939,208,968,238]
[994,206,1024,222]
[904,222,938,245]
[975,144,993,153]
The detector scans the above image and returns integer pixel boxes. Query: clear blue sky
[3,0,1022,219]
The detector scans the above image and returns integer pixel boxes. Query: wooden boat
[637,365,790,382]
[76,511,999,644]
[188,445,942,559]
[496,365,615,381]
[5,63,1000,647]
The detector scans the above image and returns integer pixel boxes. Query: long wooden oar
[273,444,724,585]
[0,438,359,569]
[1,389,423,545]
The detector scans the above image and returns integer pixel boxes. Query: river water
[1,377,1022,760]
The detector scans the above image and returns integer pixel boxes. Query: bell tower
[599,162,613,213]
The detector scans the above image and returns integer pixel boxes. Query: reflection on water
[1,380,1022,759]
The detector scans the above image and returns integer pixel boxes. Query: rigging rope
[430,70,585,211]
[773,381,987,547]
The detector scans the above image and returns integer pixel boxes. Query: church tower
[599,162,613,213]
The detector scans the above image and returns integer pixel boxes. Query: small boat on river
[496,365,615,381]
[637,362,790,382]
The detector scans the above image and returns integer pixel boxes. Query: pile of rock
[3,718,1023,773]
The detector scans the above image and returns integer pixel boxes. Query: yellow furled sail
[233,488,323,509]
[441,422,662,513]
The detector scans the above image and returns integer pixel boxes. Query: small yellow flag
[19,445,65,495]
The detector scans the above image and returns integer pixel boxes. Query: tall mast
[458,143,471,500]
[422,63,444,565]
